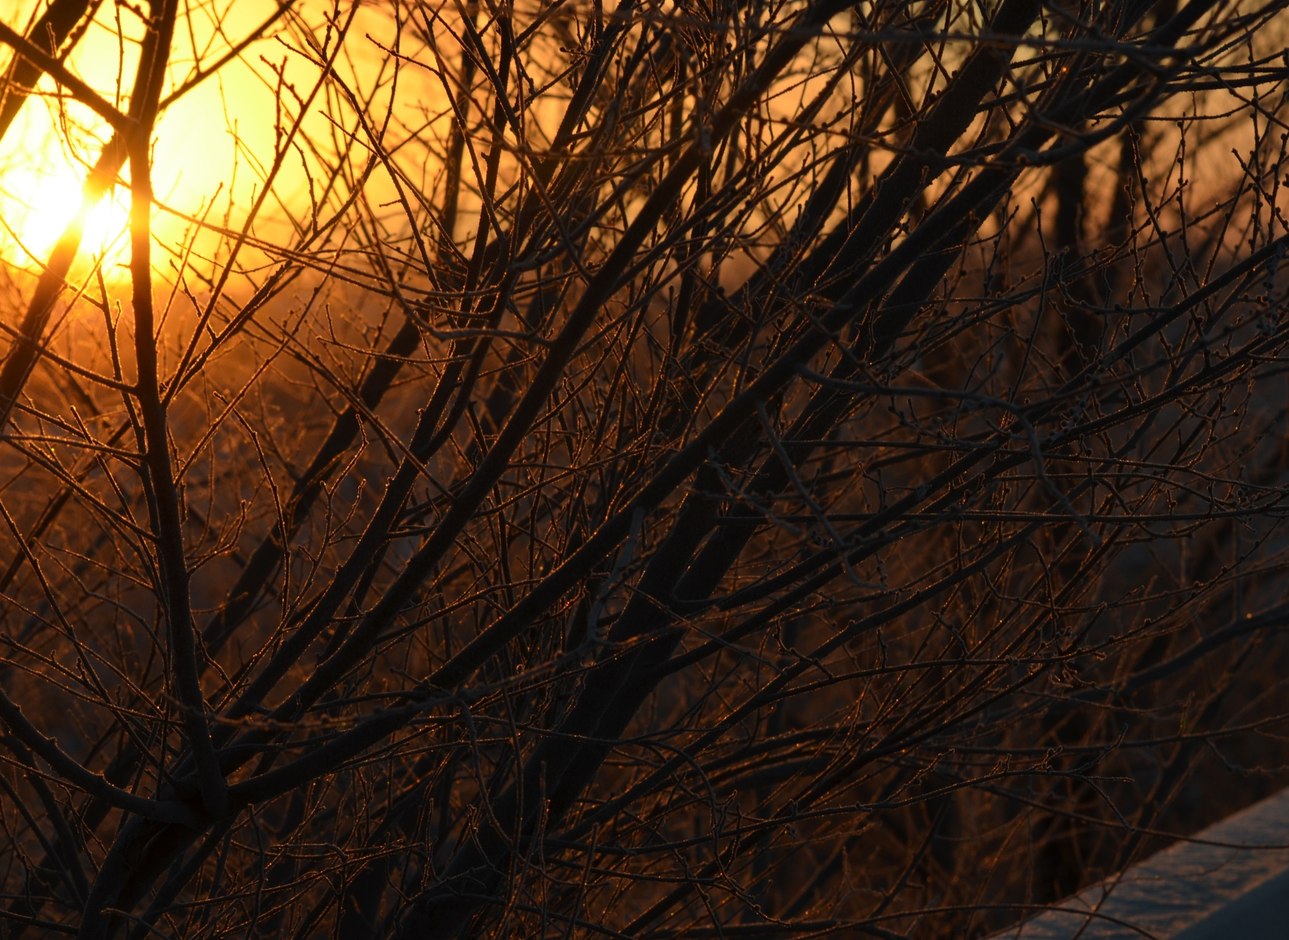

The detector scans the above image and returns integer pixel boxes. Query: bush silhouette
[1,0,1289,936]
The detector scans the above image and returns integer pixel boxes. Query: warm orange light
[0,36,132,272]
[0,155,131,269]
[0,1,430,282]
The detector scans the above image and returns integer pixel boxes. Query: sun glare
[0,1,422,284]
[0,157,131,269]
[0,52,132,273]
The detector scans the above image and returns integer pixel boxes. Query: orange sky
[0,1,411,279]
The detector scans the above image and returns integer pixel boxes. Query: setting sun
[0,0,368,281]
[0,43,131,272]
[0,156,131,268]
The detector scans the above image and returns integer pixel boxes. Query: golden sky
[0,1,406,278]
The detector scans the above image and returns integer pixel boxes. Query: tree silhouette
[1,0,1289,936]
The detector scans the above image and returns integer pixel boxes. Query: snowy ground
[999,788,1289,938]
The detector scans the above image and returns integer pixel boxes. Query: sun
[0,42,134,274]
[0,0,410,282]
[0,158,132,270]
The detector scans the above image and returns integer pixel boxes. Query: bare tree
[1,0,1289,936]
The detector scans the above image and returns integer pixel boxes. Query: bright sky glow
[0,151,132,268]
[0,1,429,288]
[0,1,276,277]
